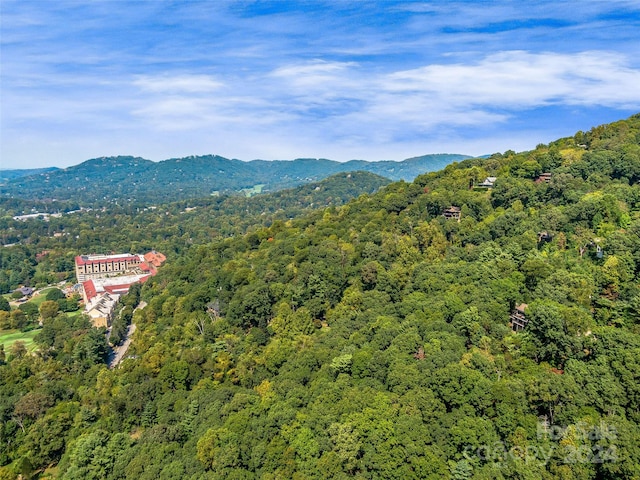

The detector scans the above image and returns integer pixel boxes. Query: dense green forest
[0,154,468,205]
[2,114,640,479]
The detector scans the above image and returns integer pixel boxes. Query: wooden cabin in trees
[443,206,461,221]
[510,303,529,332]
[535,172,552,184]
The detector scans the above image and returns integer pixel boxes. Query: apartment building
[75,253,142,282]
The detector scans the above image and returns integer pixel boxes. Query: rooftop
[515,303,528,312]
[83,274,151,302]
[75,253,141,266]
[144,250,167,267]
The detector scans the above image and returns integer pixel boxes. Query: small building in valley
[17,286,34,297]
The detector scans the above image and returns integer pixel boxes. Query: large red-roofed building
[82,276,151,304]
[77,251,164,327]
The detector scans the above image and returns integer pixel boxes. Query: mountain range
[0,153,471,205]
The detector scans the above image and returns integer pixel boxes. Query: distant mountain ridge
[0,167,59,184]
[0,153,471,204]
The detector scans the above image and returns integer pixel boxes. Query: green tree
[197,427,241,471]
[45,288,65,301]
[18,302,39,322]
[522,301,583,366]
[269,302,314,337]
[0,296,10,312]
[72,328,108,366]
[0,310,11,329]
[39,300,59,322]
[59,431,133,480]
[227,283,274,329]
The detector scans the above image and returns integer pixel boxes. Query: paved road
[108,301,146,368]
[109,324,137,368]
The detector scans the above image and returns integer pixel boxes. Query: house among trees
[476,176,497,188]
[207,300,221,319]
[36,250,51,262]
[15,286,34,299]
[510,303,529,331]
[535,172,552,183]
[578,239,604,258]
[442,206,461,221]
[538,231,553,243]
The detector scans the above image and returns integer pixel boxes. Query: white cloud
[120,50,640,152]
[133,74,224,93]
[271,60,357,81]
[383,51,640,109]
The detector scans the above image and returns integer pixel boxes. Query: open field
[0,329,40,352]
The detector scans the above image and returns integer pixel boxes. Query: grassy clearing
[0,329,40,352]
[26,288,57,307]
[242,184,266,197]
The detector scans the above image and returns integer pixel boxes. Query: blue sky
[1,0,640,169]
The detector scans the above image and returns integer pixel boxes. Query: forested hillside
[0,154,469,205]
[0,169,59,185]
[2,115,640,479]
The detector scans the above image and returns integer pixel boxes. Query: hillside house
[538,231,552,244]
[36,250,51,261]
[143,250,167,268]
[443,206,461,221]
[510,303,529,331]
[207,300,221,319]
[535,172,552,184]
[477,176,497,188]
